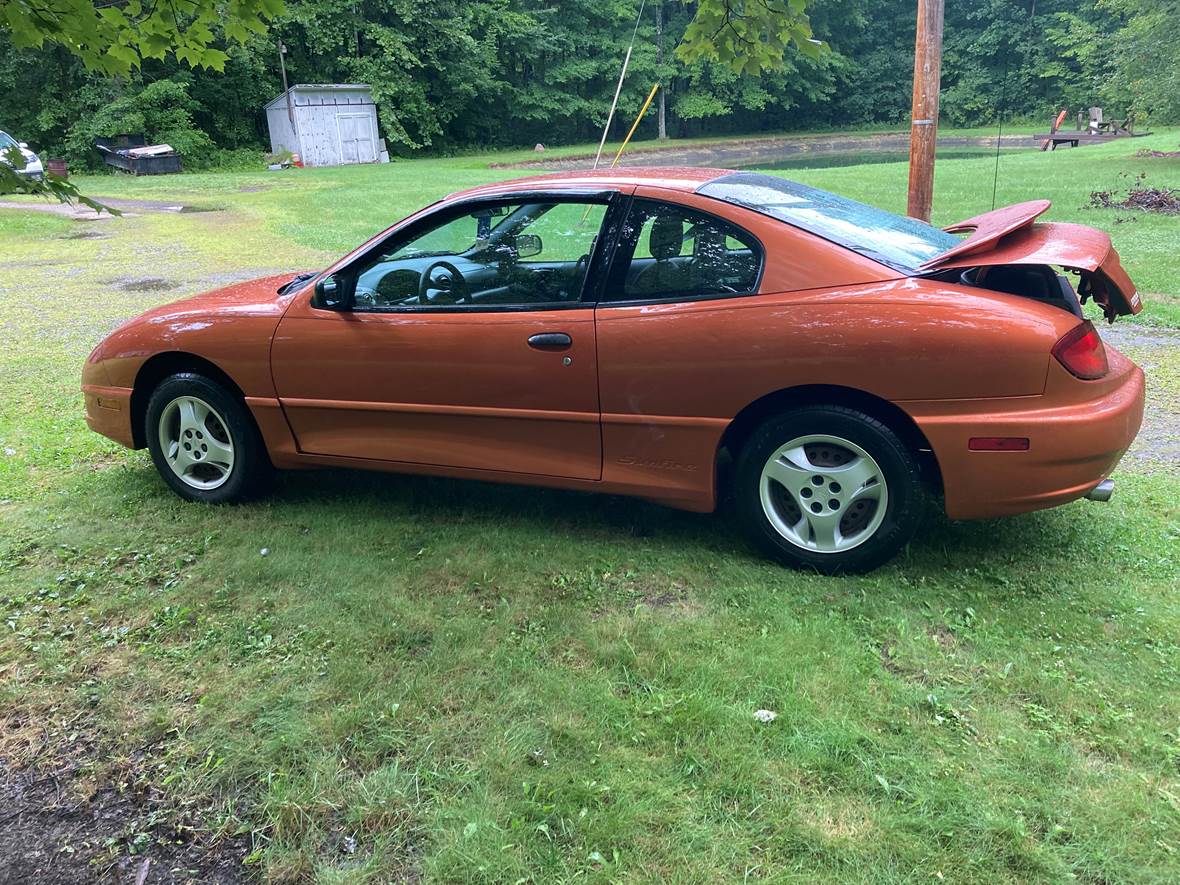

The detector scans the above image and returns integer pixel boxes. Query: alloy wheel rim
[158,396,235,490]
[758,433,888,554]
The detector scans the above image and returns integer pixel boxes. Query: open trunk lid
[921,200,1142,321]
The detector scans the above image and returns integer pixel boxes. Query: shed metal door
[337,113,375,163]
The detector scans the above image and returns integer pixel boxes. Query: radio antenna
[990,119,1003,211]
[993,0,1037,210]
[592,0,648,170]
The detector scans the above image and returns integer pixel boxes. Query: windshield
[0,130,19,151]
[697,172,960,272]
[390,203,556,261]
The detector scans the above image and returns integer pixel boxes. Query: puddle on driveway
[743,147,1027,171]
[505,133,1035,172]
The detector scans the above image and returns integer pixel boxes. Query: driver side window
[349,199,608,310]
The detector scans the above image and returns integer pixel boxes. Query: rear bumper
[908,363,1145,520]
[83,384,135,448]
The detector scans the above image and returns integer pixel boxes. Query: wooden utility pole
[278,39,294,127]
[906,0,945,222]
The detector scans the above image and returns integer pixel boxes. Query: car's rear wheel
[145,373,272,503]
[734,406,925,574]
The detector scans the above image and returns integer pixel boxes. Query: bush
[64,78,216,169]
[204,148,267,171]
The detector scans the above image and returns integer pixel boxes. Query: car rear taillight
[1052,321,1108,380]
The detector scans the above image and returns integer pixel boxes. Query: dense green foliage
[0,0,1172,169]
[1099,0,1180,124]
[0,0,283,196]
[0,0,282,75]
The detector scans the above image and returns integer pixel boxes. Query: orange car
[82,169,1144,572]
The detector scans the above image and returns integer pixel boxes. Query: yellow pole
[610,83,661,168]
[578,83,661,227]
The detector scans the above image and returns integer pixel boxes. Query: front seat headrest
[694,224,726,258]
[648,215,684,261]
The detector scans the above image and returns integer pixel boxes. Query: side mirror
[516,233,542,259]
[18,142,28,149]
[313,273,350,310]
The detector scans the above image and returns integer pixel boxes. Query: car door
[593,193,767,494]
[270,193,620,480]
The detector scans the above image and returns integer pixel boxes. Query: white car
[0,129,44,179]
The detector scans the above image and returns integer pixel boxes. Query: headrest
[649,215,683,261]
[694,224,727,257]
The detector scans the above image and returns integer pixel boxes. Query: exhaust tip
[1085,478,1115,503]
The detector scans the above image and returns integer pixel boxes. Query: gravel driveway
[1103,323,1180,468]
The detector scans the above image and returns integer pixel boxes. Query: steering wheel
[418,260,469,305]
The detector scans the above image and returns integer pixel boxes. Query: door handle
[527,332,572,349]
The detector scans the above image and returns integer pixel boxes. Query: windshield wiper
[277,271,317,295]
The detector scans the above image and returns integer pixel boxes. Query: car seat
[631,214,689,295]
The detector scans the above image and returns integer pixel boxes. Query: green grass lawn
[2,131,1179,883]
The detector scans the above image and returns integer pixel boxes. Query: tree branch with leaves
[677,0,825,76]
[2,0,282,74]
[0,0,282,205]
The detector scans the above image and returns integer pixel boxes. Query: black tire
[144,373,273,503]
[733,406,925,574]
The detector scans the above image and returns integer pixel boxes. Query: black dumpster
[96,136,182,175]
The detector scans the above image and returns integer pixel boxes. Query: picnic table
[1036,107,1149,151]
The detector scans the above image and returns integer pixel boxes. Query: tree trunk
[656,2,667,139]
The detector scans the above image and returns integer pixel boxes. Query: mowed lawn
[1,131,1179,883]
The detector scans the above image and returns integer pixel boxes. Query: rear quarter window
[605,199,762,302]
[698,172,960,273]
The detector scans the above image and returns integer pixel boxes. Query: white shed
[265,84,386,167]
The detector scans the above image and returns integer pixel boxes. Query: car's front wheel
[145,373,272,503]
[734,406,925,574]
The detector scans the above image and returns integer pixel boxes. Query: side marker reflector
[969,437,1030,452]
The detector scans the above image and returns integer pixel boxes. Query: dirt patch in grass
[928,624,959,648]
[0,732,253,884]
[879,641,905,676]
[879,641,931,685]
[800,795,878,842]
[0,197,223,221]
[118,278,179,293]
[59,230,111,240]
[632,579,704,616]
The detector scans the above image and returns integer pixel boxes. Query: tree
[1,0,282,74]
[0,0,282,204]
[5,0,1168,178]
[677,0,824,74]
[1102,0,1180,124]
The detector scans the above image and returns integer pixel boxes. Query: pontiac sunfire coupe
[83,169,1145,573]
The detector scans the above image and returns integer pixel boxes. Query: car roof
[446,166,735,201]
